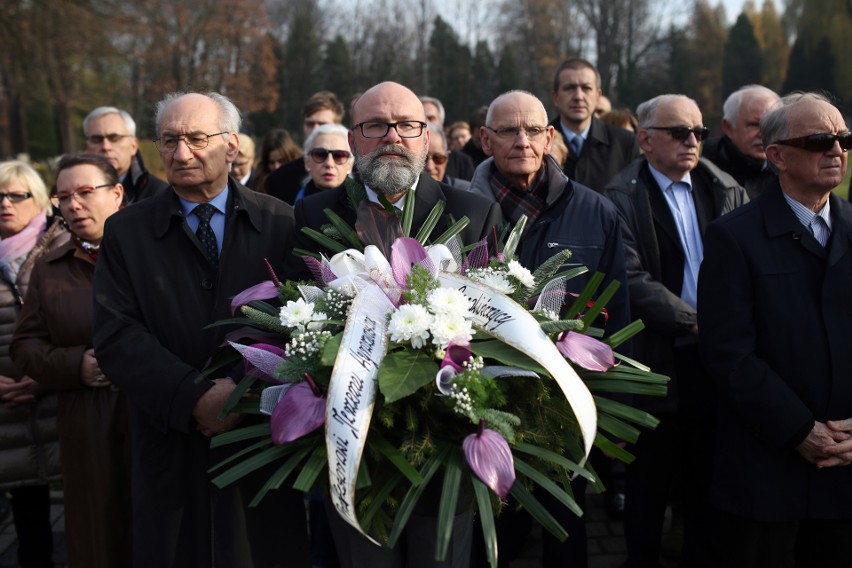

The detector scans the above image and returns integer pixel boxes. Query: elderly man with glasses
[604,94,747,567]
[699,92,852,567]
[467,89,630,568]
[83,106,168,203]
[92,91,309,567]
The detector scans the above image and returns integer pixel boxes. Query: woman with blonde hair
[0,159,68,568]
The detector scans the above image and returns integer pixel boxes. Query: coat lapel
[761,181,827,260]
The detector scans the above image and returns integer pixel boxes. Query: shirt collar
[782,191,832,232]
[648,163,693,192]
[364,176,420,210]
[179,185,229,218]
[560,121,591,142]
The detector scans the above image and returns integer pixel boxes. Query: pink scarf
[0,211,48,267]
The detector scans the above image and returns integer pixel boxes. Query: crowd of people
[0,56,850,568]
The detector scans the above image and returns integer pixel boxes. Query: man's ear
[225,132,240,163]
[765,144,784,172]
[480,126,493,157]
[721,118,734,139]
[637,129,653,155]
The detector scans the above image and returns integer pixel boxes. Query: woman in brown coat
[11,154,130,568]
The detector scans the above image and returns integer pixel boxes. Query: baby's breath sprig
[402,264,439,305]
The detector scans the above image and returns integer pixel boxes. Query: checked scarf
[488,160,550,225]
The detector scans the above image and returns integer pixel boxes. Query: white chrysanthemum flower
[279,298,316,329]
[427,287,470,317]
[430,313,473,348]
[307,311,329,331]
[388,304,433,349]
[507,259,535,288]
[474,272,515,294]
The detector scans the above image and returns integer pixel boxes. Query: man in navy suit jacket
[699,92,852,567]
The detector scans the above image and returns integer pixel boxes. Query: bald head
[481,91,554,191]
[351,82,427,126]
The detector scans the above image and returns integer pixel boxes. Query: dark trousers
[714,509,852,568]
[623,346,718,568]
[9,484,53,568]
[325,499,473,568]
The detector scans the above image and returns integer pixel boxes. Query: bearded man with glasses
[699,92,852,567]
[288,81,501,278]
[604,94,747,567]
[83,106,168,203]
[92,91,309,567]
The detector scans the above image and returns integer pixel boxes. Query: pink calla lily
[461,238,489,273]
[303,256,338,286]
[229,341,286,382]
[391,237,434,287]
[270,380,326,445]
[230,280,279,314]
[463,424,515,499]
[441,341,472,373]
[556,331,615,372]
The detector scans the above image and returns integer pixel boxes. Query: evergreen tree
[470,40,496,110]
[322,36,356,113]
[783,36,835,95]
[723,13,763,99]
[494,47,521,96]
[426,16,473,123]
[280,8,322,137]
[758,0,788,92]
[688,0,726,126]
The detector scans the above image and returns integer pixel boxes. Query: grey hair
[426,123,447,153]
[420,96,446,125]
[636,94,699,129]
[154,91,241,137]
[83,106,137,137]
[760,91,834,148]
[485,90,546,127]
[303,123,352,159]
[723,85,779,123]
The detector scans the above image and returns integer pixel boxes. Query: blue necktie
[194,203,219,263]
[570,136,583,157]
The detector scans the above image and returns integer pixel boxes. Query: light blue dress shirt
[782,192,832,247]
[179,186,229,255]
[648,165,703,310]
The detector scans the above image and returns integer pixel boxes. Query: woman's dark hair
[56,153,119,186]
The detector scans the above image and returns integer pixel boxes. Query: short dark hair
[303,91,344,122]
[552,58,601,93]
[56,153,119,188]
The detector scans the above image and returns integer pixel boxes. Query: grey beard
[355,144,426,196]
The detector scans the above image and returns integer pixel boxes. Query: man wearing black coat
[701,84,779,199]
[292,81,501,568]
[550,58,640,193]
[93,92,308,567]
[699,92,852,567]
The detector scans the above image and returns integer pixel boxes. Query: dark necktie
[194,203,218,263]
[570,136,583,157]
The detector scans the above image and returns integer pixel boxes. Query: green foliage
[378,350,438,403]
[723,14,763,99]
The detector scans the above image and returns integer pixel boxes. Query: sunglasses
[427,153,448,166]
[775,132,852,152]
[647,125,710,142]
[308,148,351,165]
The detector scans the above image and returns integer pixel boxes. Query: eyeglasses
[0,192,33,204]
[485,126,548,140]
[308,148,351,165]
[52,184,113,206]
[647,126,710,142]
[426,153,448,165]
[774,132,852,152]
[351,121,427,139]
[155,131,229,153]
[86,133,131,145]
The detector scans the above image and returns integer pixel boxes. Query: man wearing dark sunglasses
[604,94,747,568]
[83,106,168,204]
[699,92,852,567]
[702,85,780,199]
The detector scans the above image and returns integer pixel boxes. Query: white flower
[474,272,515,295]
[507,260,535,288]
[307,311,329,331]
[430,313,473,348]
[279,298,316,330]
[388,304,433,349]
[427,287,470,317]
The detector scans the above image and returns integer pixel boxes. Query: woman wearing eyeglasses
[294,123,354,204]
[11,154,130,568]
[0,159,68,568]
